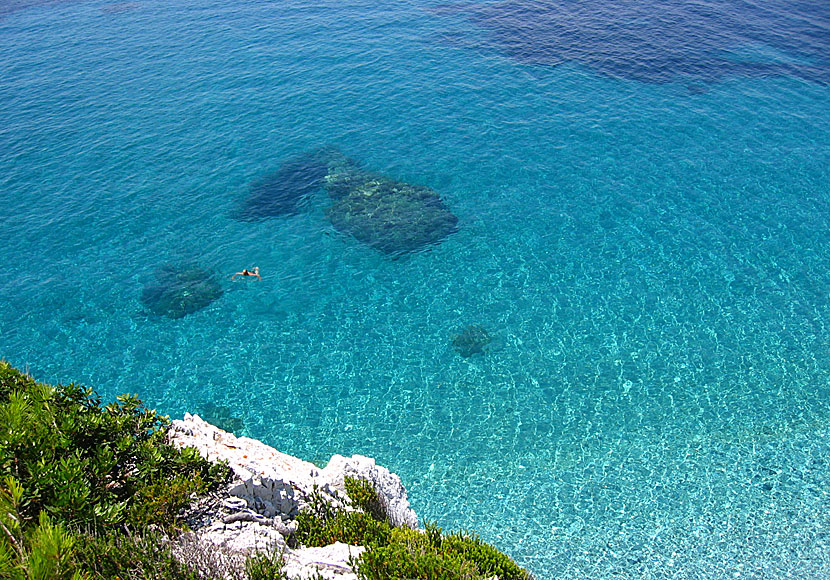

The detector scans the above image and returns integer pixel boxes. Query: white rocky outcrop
[282,543,366,580]
[320,454,418,529]
[167,413,418,579]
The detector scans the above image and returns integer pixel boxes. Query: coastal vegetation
[0,360,229,579]
[0,361,532,579]
[297,481,532,580]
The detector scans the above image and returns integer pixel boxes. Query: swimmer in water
[232,266,261,281]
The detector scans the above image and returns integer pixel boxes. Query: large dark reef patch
[435,0,830,84]
[323,155,459,255]
[140,264,223,319]
[233,148,333,221]
[233,147,458,254]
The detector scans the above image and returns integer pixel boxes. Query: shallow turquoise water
[1,0,829,577]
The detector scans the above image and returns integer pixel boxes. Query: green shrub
[0,477,86,580]
[0,362,229,533]
[441,530,532,580]
[354,523,532,580]
[295,486,391,548]
[355,525,478,580]
[244,547,289,580]
[344,477,387,523]
[298,508,392,548]
[296,479,533,580]
[72,530,204,580]
[129,472,206,529]
[0,361,231,578]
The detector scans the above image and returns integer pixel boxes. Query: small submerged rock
[200,402,245,434]
[140,264,223,319]
[451,324,492,357]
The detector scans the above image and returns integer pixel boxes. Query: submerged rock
[140,264,223,319]
[200,402,245,434]
[439,0,830,85]
[451,324,492,357]
[234,149,333,221]
[324,159,458,255]
[234,146,459,253]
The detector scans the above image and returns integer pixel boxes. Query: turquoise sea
[1,0,828,577]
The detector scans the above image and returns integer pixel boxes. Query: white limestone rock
[321,454,418,528]
[169,413,329,519]
[282,543,366,580]
[169,414,416,527]
[167,413,418,579]
[199,519,287,555]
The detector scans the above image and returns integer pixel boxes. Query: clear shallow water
[1,0,829,578]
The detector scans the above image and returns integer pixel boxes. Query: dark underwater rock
[436,0,830,85]
[200,402,245,434]
[234,149,333,221]
[451,325,492,357]
[141,264,223,319]
[324,159,458,255]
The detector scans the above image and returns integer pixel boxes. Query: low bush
[344,476,388,524]
[355,525,478,580]
[244,547,289,580]
[294,476,534,580]
[0,362,228,533]
[72,529,202,580]
[441,530,532,580]
[295,485,391,548]
[353,522,533,580]
[0,361,230,578]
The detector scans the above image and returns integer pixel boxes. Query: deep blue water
[1,0,829,577]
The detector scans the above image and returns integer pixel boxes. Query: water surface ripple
[1,1,828,578]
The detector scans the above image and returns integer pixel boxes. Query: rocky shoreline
[167,414,419,579]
